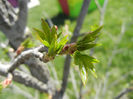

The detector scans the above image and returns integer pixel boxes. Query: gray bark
[0,0,52,88]
[0,0,28,49]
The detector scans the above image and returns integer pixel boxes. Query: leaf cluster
[33,19,68,57]
[33,19,102,85]
[77,26,103,51]
[73,26,103,85]
[74,51,99,85]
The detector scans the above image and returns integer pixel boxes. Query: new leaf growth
[33,19,103,84]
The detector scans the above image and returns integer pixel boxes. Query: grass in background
[0,0,133,98]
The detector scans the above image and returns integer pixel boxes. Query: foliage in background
[0,0,133,98]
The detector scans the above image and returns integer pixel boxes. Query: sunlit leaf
[79,65,87,85]
[77,43,99,51]
[48,40,57,56]
[41,18,51,43]
[89,68,97,78]
[77,26,103,44]
[35,31,49,47]
[57,32,62,39]
[33,28,46,41]
[73,51,98,84]
[56,35,68,54]
[51,26,57,43]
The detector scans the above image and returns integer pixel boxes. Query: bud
[55,25,58,30]
[60,43,77,55]
[16,45,25,55]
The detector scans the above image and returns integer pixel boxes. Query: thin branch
[89,0,108,55]
[13,70,55,94]
[70,68,78,99]
[102,23,126,96]
[10,84,35,99]
[94,82,102,99]
[48,62,60,85]
[71,0,91,43]
[114,87,133,99]
[0,64,55,95]
[94,0,102,12]
[79,81,83,99]
[59,55,71,98]
[56,0,91,98]
[94,0,108,25]
[79,0,109,97]
[109,71,133,89]
[99,0,108,25]
[8,45,48,72]
[43,12,53,27]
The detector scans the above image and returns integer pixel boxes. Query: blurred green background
[0,0,133,99]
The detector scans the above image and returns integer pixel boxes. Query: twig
[114,87,133,99]
[100,0,108,25]
[8,45,48,72]
[94,0,102,12]
[94,82,102,99]
[109,71,133,89]
[43,12,53,27]
[71,0,91,43]
[102,23,126,96]
[90,0,108,55]
[10,84,35,99]
[79,81,83,99]
[70,68,78,99]
[0,64,55,94]
[48,62,60,85]
[79,0,109,98]
[56,0,91,98]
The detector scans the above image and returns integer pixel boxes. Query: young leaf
[77,26,103,44]
[41,19,51,43]
[81,54,99,63]
[73,51,81,65]
[77,43,99,51]
[33,28,46,41]
[73,51,98,84]
[56,35,68,54]
[51,26,57,43]
[89,67,97,78]
[83,60,97,78]
[34,30,50,47]
[48,40,57,56]
[57,32,62,39]
[79,65,87,85]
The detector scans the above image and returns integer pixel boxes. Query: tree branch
[70,68,78,98]
[102,22,126,96]
[0,0,28,49]
[0,63,55,95]
[10,84,35,99]
[71,0,91,43]
[54,0,91,98]
[114,87,133,99]
[8,45,48,72]
[94,0,102,12]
